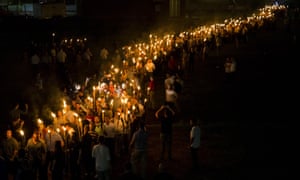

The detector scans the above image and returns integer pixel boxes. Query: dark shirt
[131,129,148,151]
[53,150,65,171]
[2,137,19,160]
[52,150,65,180]
[158,108,173,134]
[80,131,98,158]
[26,139,46,165]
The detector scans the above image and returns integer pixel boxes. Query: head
[75,103,81,110]
[139,121,146,130]
[105,117,111,125]
[66,104,71,111]
[32,131,38,140]
[94,116,100,124]
[190,119,200,126]
[57,110,63,117]
[89,122,95,131]
[65,123,72,130]
[83,124,90,134]
[6,129,13,138]
[47,125,54,132]
[98,136,105,144]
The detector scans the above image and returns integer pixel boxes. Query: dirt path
[109,18,299,179]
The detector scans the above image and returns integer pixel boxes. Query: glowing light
[51,112,56,118]
[63,100,67,108]
[114,68,119,74]
[37,118,43,124]
[19,129,24,136]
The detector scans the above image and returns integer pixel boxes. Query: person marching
[155,102,175,160]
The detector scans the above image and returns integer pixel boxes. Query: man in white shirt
[190,119,201,170]
[165,85,178,111]
[103,118,116,163]
[92,136,111,180]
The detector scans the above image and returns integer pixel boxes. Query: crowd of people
[1,3,294,180]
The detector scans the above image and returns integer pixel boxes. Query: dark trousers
[104,137,116,163]
[160,133,172,160]
[190,147,199,169]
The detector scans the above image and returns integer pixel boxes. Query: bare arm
[155,106,164,118]
[129,133,136,151]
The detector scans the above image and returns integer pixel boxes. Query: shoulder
[92,144,100,150]
[12,138,19,145]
